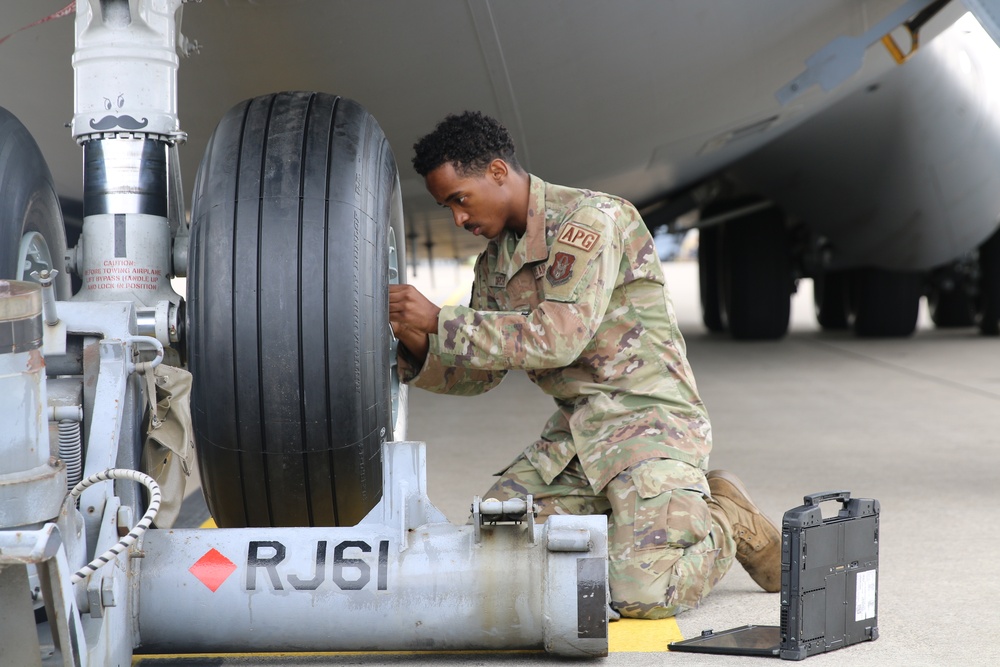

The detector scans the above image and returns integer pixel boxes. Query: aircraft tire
[847,268,921,337]
[188,92,401,527]
[0,107,70,297]
[813,270,850,330]
[719,207,791,340]
[928,275,975,329]
[977,227,1000,336]
[697,226,724,333]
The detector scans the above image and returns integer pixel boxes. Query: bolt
[117,506,133,538]
[100,577,116,608]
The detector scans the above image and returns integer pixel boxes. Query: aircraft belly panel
[727,14,1000,270]
[0,1,986,267]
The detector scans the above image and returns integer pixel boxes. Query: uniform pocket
[630,459,711,552]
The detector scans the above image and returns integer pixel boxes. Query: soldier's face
[425,161,512,240]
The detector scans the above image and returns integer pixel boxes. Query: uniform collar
[496,174,549,277]
[523,174,549,263]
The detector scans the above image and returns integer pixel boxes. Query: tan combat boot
[707,470,782,593]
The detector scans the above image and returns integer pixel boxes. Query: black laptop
[669,491,879,661]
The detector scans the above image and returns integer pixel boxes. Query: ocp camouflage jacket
[399,175,711,491]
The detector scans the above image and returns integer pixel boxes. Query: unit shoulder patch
[556,222,601,252]
[547,251,576,286]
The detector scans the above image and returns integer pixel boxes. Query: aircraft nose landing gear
[0,3,611,661]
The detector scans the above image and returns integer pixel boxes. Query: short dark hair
[412,111,522,177]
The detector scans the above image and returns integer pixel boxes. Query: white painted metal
[0,281,65,529]
[0,522,93,667]
[70,0,184,337]
[71,0,184,142]
[0,282,48,473]
[964,0,1000,46]
[75,213,176,304]
[137,442,610,657]
[775,0,940,105]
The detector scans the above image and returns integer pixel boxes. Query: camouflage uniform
[399,175,736,618]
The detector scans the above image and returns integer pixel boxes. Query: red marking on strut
[189,548,236,592]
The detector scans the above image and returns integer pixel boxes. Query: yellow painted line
[609,617,684,652]
[199,517,217,528]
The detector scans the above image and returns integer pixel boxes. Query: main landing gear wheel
[813,270,850,330]
[188,92,405,527]
[927,266,975,329]
[847,268,922,337]
[0,107,70,297]
[697,225,724,333]
[718,204,791,340]
[977,227,1000,336]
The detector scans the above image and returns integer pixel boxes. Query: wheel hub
[17,231,54,282]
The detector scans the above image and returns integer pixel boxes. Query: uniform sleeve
[399,251,507,396]
[431,206,620,371]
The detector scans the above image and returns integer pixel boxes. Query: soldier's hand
[391,319,430,364]
[388,284,441,334]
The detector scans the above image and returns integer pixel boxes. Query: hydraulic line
[69,468,160,584]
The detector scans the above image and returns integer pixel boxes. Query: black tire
[848,268,922,337]
[813,270,850,330]
[697,226,724,333]
[718,206,791,340]
[977,226,1000,336]
[188,92,400,527]
[0,107,70,297]
[927,270,975,328]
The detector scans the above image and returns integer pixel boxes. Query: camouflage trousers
[484,455,737,619]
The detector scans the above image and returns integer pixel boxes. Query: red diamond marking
[189,548,237,592]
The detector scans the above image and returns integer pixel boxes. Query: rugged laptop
[669,491,880,660]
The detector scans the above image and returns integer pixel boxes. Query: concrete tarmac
[165,260,1000,666]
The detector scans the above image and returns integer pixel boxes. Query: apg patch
[547,251,575,286]
[557,222,601,252]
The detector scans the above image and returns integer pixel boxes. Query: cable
[69,469,161,584]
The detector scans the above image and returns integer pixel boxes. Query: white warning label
[84,259,163,292]
[854,568,877,621]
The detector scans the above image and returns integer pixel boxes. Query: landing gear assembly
[696,199,792,340]
[696,198,1000,339]
[0,1,609,662]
